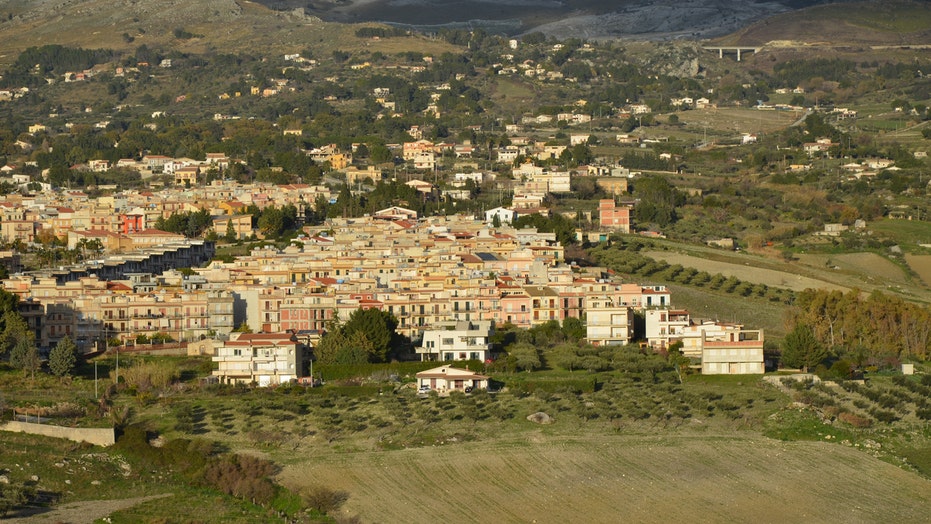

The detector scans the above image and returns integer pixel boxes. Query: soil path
[7,493,172,524]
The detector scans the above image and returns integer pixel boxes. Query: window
[442,338,454,346]
[233,349,242,356]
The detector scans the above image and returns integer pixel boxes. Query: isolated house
[212,332,307,386]
[415,365,489,393]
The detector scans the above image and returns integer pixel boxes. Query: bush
[301,485,349,514]
[117,360,180,391]
[203,454,278,505]
[869,409,899,424]
[838,411,872,428]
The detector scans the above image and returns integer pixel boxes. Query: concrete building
[585,296,633,346]
[416,320,495,362]
[212,332,308,386]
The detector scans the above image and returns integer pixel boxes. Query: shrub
[838,411,872,428]
[117,361,180,391]
[869,409,900,424]
[301,485,349,514]
[203,454,278,505]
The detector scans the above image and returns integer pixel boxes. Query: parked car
[418,385,432,394]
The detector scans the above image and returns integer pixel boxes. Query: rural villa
[416,366,489,393]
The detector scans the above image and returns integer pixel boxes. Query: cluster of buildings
[0,179,330,246]
[1,208,764,386]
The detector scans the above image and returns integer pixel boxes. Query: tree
[561,317,586,341]
[224,219,237,243]
[781,324,828,372]
[49,335,78,379]
[632,175,681,227]
[340,308,400,362]
[313,329,347,365]
[0,478,35,517]
[508,342,541,372]
[9,338,40,379]
[549,343,581,371]
[0,310,32,356]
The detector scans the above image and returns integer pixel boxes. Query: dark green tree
[224,219,237,243]
[48,335,78,379]
[0,310,32,356]
[340,308,400,362]
[781,324,828,372]
[632,176,681,227]
[9,338,40,379]
[561,317,586,341]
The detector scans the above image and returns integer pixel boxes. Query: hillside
[0,0,457,68]
[718,0,931,46]
[279,435,931,523]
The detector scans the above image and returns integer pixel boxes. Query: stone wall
[0,421,115,447]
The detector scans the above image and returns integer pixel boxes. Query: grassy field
[664,284,788,336]
[3,360,931,522]
[639,232,931,306]
[673,107,801,138]
[870,219,931,249]
[905,254,931,287]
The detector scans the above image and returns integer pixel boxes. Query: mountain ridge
[0,0,927,67]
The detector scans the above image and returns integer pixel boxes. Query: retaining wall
[0,421,115,447]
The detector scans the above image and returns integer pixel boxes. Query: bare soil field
[644,250,849,293]
[905,254,931,287]
[674,107,801,136]
[279,434,931,523]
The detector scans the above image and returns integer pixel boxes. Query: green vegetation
[1,350,929,520]
[0,4,929,520]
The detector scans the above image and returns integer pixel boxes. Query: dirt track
[8,493,172,524]
[279,434,931,523]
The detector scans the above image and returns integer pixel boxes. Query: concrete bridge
[703,46,761,61]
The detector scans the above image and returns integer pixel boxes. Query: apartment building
[416,320,495,362]
[213,332,308,386]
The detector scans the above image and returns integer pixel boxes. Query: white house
[416,320,495,362]
[212,332,307,386]
[645,309,691,349]
[415,366,489,393]
[485,207,517,225]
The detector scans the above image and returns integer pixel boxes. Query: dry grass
[905,254,931,287]
[644,250,849,293]
[278,434,931,524]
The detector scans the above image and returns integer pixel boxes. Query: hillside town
[0,176,764,385]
